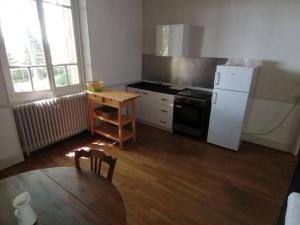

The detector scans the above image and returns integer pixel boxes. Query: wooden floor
[0,123,297,225]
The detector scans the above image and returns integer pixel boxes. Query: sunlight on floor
[92,140,117,147]
[65,143,112,158]
[65,146,91,158]
[65,152,75,157]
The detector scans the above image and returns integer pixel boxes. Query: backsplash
[142,54,226,89]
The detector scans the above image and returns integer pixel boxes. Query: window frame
[0,0,85,104]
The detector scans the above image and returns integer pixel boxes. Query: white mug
[13,192,37,225]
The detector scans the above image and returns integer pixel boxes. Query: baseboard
[0,152,24,171]
[242,134,289,153]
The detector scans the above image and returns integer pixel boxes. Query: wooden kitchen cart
[85,90,140,148]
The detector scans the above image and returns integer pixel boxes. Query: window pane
[53,66,68,87]
[10,68,32,92]
[43,0,71,7]
[31,67,50,91]
[0,0,51,93]
[43,0,56,3]
[0,0,46,66]
[67,65,79,85]
[43,3,77,65]
[58,0,71,6]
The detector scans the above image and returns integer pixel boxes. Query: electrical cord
[243,96,300,136]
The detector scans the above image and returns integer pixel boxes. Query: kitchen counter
[85,90,140,148]
[127,82,183,95]
[85,90,140,102]
[127,81,213,138]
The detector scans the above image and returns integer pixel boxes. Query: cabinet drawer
[152,92,174,106]
[158,106,173,120]
[88,94,119,108]
[158,96,171,106]
[153,117,172,129]
[127,87,174,129]
[154,105,173,128]
[127,87,174,106]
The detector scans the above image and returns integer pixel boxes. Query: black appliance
[173,89,212,139]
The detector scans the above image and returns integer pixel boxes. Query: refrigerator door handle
[213,92,218,104]
[215,72,221,86]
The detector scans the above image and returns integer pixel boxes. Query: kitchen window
[0,0,83,103]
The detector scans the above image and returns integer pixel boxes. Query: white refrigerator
[207,65,258,151]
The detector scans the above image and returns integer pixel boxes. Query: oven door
[173,98,207,138]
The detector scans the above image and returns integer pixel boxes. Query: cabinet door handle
[160,120,167,124]
[161,98,168,101]
[142,92,148,95]
[161,109,168,113]
[215,72,221,86]
[175,105,183,108]
[213,92,218,104]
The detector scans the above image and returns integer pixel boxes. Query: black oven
[173,92,211,139]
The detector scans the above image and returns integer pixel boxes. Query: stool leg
[118,102,123,149]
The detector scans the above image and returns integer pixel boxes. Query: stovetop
[127,82,182,95]
[176,89,212,99]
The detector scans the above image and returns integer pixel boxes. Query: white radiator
[13,93,88,155]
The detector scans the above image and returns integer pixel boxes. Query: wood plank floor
[0,123,297,225]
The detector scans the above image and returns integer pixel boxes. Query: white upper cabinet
[156,24,190,57]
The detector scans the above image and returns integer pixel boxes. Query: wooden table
[85,90,140,148]
[0,167,126,225]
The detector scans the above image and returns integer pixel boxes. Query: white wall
[0,61,24,170]
[143,0,300,154]
[0,62,8,106]
[83,0,142,86]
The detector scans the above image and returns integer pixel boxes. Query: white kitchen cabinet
[152,105,173,129]
[156,24,190,57]
[127,87,174,130]
[127,88,150,120]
